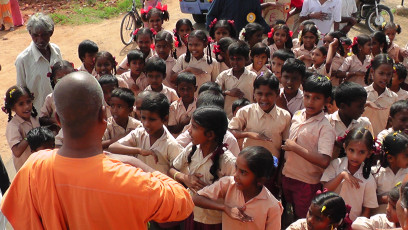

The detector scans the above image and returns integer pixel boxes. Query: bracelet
[174,172,180,180]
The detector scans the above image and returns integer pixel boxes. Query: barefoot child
[77,39,98,76]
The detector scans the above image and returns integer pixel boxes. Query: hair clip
[267,28,274,38]
[321,206,326,213]
[150,28,157,35]
[209,18,218,28]
[133,28,140,36]
[9,88,16,98]
[140,6,153,15]
[396,181,402,187]
[227,20,234,26]
[316,188,328,195]
[289,30,293,38]
[325,76,330,80]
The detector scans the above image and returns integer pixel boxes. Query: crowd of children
[4,2,408,229]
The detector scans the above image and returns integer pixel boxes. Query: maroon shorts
[282,176,322,219]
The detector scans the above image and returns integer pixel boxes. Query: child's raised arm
[108,142,158,163]
[11,140,29,158]
[325,38,338,74]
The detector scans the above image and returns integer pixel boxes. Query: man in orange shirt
[1,72,194,229]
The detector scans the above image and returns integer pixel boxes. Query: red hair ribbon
[155,2,167,11]
[207,36,213,43]
[289,30,293,38]
[351,37,358,47]
[366,63,372,69]
[113,56,118,66]
[209,18,218,28]
[70,62,74,68]
[343,205,353,230]
[227,20,234,26]
[150,28,157,35]
[316,188,328,195]
[133,28,140,36]
[267,28,274,38]
[213,44,221,54]
[150,43,155,50]
[47,72,52,78]
[140,6,153,15]
[210,143,228,161]
[373,138,383,156]
[173,28,177,35]
[1,106,7,114]
[174,36,179,47]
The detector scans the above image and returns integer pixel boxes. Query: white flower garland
[239,28,246,41]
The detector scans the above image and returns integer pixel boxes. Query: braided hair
[185,30,213,64]
[4,86,38,122]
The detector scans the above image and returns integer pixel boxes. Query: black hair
[141,5,169,23]
[351,34,371,55]
[300,20,316,27]
[380,22,402,34]
[4,86,38,122]
[232,98,250,114]
[281,58,306,79]
[241,23,263,42]
[145,56,166,77]
[343,127,374,179]
[188,106,228,182]
[155,30,174,48]
[267,24,293,49]
[176,72,196,86]
[334,82,367,107]
[239,146,276,179]
[314,46,328,57]
[253,72,280,92]
[185,30,213,64]
[49,60,75,89]
[381,131,408,168]
[127,49,145,63]
[326,31,345,57]
[26,127,55,151]
[140,91,170,119]
[98,74,119,87]
[390,100,408,117]
[209,19,237,39]
[389,183,402,202]
[371,31,389,54]
[401,182,408,209]
[111,87,136,108]
[78,39,98,62]
[365,53,394,85]
[395,63,407,82]
[198,82,223,95]
[250,42,270,59]
[133,27,155,42]
[174,18,194,56]
[303,74,332,98]
[299,24,319,46]
[328,86,336,105]
[95,51,117,75]
[272,49,295,61]
[312,192,348,230]
[215,37,235,63]
[228,40,250,59]
[196,90,224,109]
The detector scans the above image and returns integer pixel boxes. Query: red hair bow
[174,36,179,47]
[289,30,293,38]
[133,28,140,36]
[173,28,177,35]
[207,36,213,43]
[140,6,153,15]
[316,188,328,195]
[150,28,157,35]
[209,18,218,28]
[47,72,52,78]
[267,28,274,38]
[227,20,234,26]
[211,143,228,161]
[213,44,221,54]
[351,37,358,47]
[150,43,155,50]
[156,2,167,11]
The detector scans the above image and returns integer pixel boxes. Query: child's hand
[140,149,159,163]
[180,114,191,126]
[185,173,207,193]
[246,132,273,142]
[224,206,254,222]
[131,84,140,93]
[341,171,363,189]
[281,139,299,152]
[226,88,244,98]
[184,67,207,75]
[329,38,339,49]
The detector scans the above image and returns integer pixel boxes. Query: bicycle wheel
[366,5,394,32]
[120,12,137,46]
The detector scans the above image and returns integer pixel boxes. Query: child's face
[359,41,372,56]
[233,155,257,192]
[392,147,408,170]
[129,59,144,77]
[188,36,206,59]
[252,53,268,70]
[341,98,366,121]
[342,43,350,54]
[189,118,209,145]
[177,81,196,103]
[135,97,143,120]
[229,55,247,72]
[95,57,113,75]
[140,110,164,136]
[248,30,263,48]
[391,109,408,134]
[371,38,383,57]
[254,85,278,113]
[273,29,288,48]
[137,34,153,56]
[396,188,408,229]
[281,71,302,95]
[148,14,163,32]
[156,40,171,60]
[303,32,317,49]
[54,69,72,86]
[306,204,332,230]
[372,64,393,90]
[304,91,326,117]
[325,101,338,114]
[385,28,397,43]
[311,49,326,66]
[13,94,33,121]
[147,71,164,91]
[214,27,230,43]
[178,24,192,44]
[110,97,132,125]
[391,72,404,89]
[345,140,370,169]
[322,35,334,49]
[83,52,97,69]
[387,198,401,225]
[271,57,285,79]
[101,83,117,105]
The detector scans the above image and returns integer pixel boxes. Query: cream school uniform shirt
[198,176,283,230]
[218,61,230,74]
[6,115,40,171]
[308,64,328,77]
[117,126,183,174]
[118,49,155,70]
[172,143,236,225]
[388,43,401,62]
[377,127,394,143]
[39,93,56,119]
[279,88,304,115]
[155,55,177,89]
[352,214,396,230]
[330,53,345,86]
[168,98,197,127]
[362,84,398,136]
[118,71,149,96]
[338,55,371,86]
[172,54,220,90]
[102,116,141,141]
[78,64,97,77]
[144,84,179,103]
[215,68,257,118]
[287,219,308,230]
[321,157,379,221]
[282,109,336,184]
[268,44,279,58]
[293,45,314,67]
[229,103,291,158]
[396,88,408,100]
[246,64,272,76]
[175,40,187,58]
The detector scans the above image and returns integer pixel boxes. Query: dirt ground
[0,0,407,180]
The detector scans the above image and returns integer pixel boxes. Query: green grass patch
[50,0,139,25]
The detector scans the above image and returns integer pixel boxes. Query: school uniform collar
[13,114,34,124]
[351,54,371,65]
[331,111,358,127]
[110,116,139,131]
[366,84,394,98]
[339,157,364,177]
[254,103,278,120]
[30,41,59,62]
[175,97,197,110]
[246,64,269,75]
[297,109,325,123]
[191,54,208,63]
[154,54,175,63]
[226,67,251,78]
[299,44,314,53]
[148,125,171,149]
[388,42,398,52]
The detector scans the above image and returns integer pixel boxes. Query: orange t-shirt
[1,149,194,230]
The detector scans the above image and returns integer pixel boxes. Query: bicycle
[120,0,144,46]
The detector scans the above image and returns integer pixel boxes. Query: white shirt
[299,0,342,35]
[15,42,62,110]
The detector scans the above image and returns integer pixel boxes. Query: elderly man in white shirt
[15,13,62,110]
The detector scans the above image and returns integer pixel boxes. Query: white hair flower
[239,28,246,41]
[386,35,391,45]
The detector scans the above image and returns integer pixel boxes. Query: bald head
[54,72,104,139]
